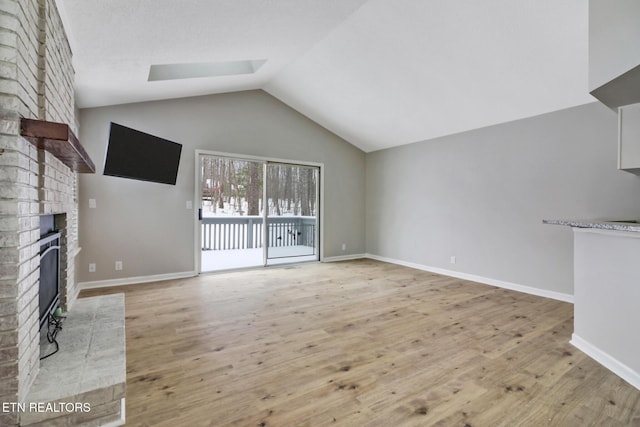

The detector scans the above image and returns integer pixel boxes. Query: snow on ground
[201,246,317,272]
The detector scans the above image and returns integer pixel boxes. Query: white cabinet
[572,228,640,389]
[618,102,640,174]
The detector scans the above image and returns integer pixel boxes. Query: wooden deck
[80,259,640,426]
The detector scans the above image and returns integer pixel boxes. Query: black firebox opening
[39,226,60,331]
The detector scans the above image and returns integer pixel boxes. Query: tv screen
[104,123,182,185]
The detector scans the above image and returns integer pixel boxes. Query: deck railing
[201,216,316,250]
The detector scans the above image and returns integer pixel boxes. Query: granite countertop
[543,219,640,233]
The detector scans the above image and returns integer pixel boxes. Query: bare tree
[247,162,261,215]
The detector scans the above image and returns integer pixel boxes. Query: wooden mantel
[20,118,96,173]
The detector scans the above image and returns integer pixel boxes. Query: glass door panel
[265,163,319,264]
[199,154,264,272]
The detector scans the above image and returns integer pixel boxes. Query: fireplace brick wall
[0,1,79,425]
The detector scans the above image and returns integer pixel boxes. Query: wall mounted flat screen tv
[104,122,182,185]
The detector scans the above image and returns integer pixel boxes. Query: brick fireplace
[0,1,81,425]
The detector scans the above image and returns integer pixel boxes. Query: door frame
[193,149,324,274]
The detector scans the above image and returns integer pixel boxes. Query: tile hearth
[21,294,126,427]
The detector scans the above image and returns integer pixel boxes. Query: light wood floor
[80,259,640,427]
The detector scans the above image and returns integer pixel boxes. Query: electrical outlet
[115,261,123,271]
[89,199,96,208]
[341,243,346,251]
[450,256,456,264]
[89,263,96,273]
[186,200,193,209]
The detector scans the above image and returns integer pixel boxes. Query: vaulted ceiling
[57,0,594,152]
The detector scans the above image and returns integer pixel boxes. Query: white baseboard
[79,271,196,290]
[79,254,574,305]
[364,253,574,304]
[323,253,367,262]
[571,334,640,391]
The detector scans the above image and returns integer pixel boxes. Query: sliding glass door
[198,153,320,272]
[265,163,319,265]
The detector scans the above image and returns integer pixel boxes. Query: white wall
[77,90,365,283]
[366,102,640,296]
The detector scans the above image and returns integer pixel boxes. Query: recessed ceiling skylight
[148,59,267,82]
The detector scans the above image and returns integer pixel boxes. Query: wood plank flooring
[79,259,640,426]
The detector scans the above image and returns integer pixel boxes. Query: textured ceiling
[57,0,369,107]
[57,0,595,152]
